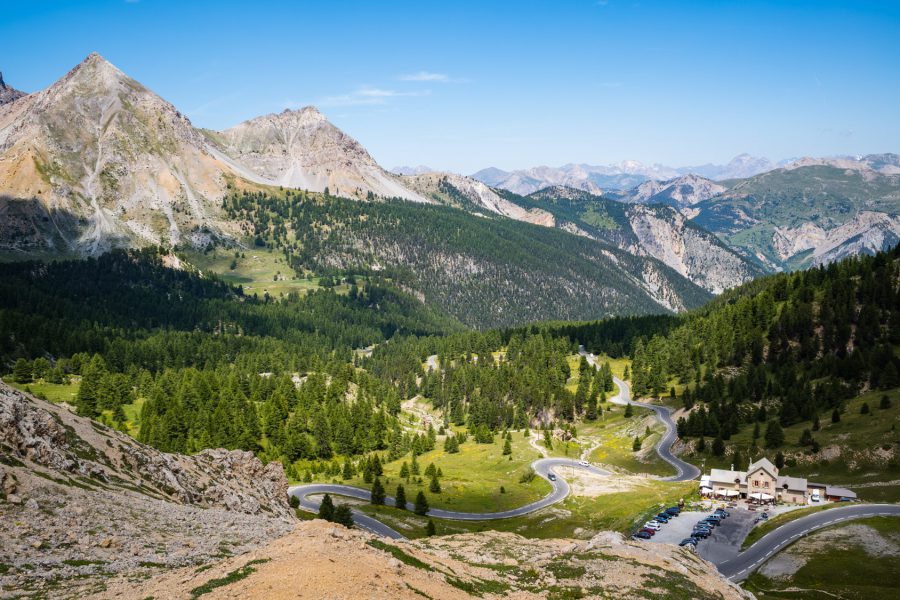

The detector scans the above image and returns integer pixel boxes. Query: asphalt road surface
[715,503,900,581]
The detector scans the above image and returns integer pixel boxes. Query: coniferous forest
[2,240,898,480]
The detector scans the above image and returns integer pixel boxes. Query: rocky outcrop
[403,171,555,225]
[623,174,726,208]
[625,204,760,293]
[0,382,294,597]
[0,71,25,106]
[101,520,752,600]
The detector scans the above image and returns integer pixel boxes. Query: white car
[811,491,821,502]
[644,522,662,531]
[578,460,589,467]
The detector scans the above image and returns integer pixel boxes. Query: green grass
[743,516,900,600]
[366,539,432,571]
[358,480,696,540]
[741,503,847,550]
[318,428,551,513]
[855,484,900,503]
[189,558,270,598]
[5,379,80,404]
[183,247,332,299]
[584,405,673,477]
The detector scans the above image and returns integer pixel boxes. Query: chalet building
[699,457,856,504]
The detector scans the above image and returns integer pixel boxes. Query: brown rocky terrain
[0,72,25,107]
[0,383,294,598]
[103,520,752,600]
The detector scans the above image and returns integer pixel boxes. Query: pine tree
[543,429,553,449]
[395,484,407,509]
[632,436,641,452]
[318,493,335,521]
[880,395,892,410]
[342,459,353,480]
[370,477,386,505]
[425,519,436,536]
[712,436,725,456]
[765,420,784,448]
[429,473,441,493]
[860,402,870,415]
[414,491,429,515]
[399,461,410,480]
[624,403,633,418]
[502,438,512,456]
[333,504,354,528]
[12,359,32,383]
[831,408,841,423]
[774,451,785,469]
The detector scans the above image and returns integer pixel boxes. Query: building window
[752,480,759,487]
[763,481,769,488]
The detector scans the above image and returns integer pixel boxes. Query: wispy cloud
[399,71,451,82]
[314,87,431,107]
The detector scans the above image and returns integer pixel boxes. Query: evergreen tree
[831,408,841,423]
[318,493,335,521]
[414,491,429,515]
[429,473,441,493]
[395,484,407,509]
[765,420,784,448]
[370,477,386,505]
[426,519,436,536]
[399,461,410,480]
[880,395,892,410]
[632,436,641,452]
[333,504,354,528]
[860,402,870,415]
[774,451,785,469]
[624,403,633,418]
[712,436,725,456]
[12,358,33,383]
[502,438,512,456]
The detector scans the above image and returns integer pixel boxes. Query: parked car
[633,531,652,540]
[655,514,670,523]
[639,527,657,536]
[679,538,698,546]
[760,512,769,520]
[691,529,711,539]
[644,522,662,531]
[699,518,719,527]
[811,491,821,502]
[665,507,680,516]
[714,509,730,518]
[694,524,713,532]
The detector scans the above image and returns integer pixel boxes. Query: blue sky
[3,0,899,173]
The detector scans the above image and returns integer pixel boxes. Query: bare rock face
[624,174,726,208]
[0,382,290,517]
[0,71,26,106]
[0,53,232,254]
[0,382,294,598]
[211,107,429,203]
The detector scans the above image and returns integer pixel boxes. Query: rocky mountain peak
[0,70,26,106]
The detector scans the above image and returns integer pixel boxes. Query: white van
[811,490,820,502]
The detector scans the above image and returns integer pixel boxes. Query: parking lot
[646,506,758,563]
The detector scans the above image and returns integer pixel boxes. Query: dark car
[665,507,680,516]
[547,473,556,481]
[679,538,698,546]
[714,509,730,518]
[691,529,710,539]
[633,531,652,540]
[655,514,670,523]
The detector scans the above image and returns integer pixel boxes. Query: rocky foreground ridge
[105,519,752,600]
[0,383,294,598]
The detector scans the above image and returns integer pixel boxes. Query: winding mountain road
[578,347,700,482]
[288,458,609,539]
[718,503,900,581]
[288,348,898,583]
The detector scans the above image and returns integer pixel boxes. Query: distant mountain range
[0,54,897,323]
[470,154,782,195]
